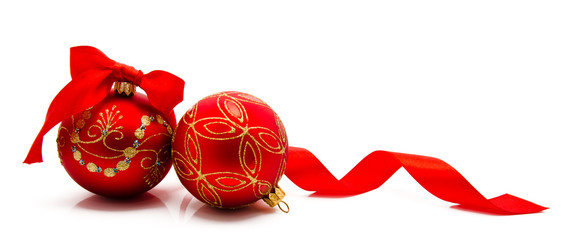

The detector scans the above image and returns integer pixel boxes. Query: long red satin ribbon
[285,147,547,214]
[24,46,185,164]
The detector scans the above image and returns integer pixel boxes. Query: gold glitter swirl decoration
[172,91,288,208]
[57,93,174,197]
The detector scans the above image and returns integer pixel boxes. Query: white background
[1,0,559,239]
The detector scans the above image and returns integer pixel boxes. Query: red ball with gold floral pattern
[57,90,175,198]
[172,91,288,209]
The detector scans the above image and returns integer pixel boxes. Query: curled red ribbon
[286,147,547,214]
[24,46,185,164]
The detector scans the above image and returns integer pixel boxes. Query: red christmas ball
[172,91,288,209]
[57,89,174,197]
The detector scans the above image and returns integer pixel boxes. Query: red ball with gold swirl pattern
[57,83,175,198]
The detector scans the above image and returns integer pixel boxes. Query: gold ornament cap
[114,81,137,96]
[263,186,290,213]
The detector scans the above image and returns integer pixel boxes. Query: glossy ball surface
[57,91,174,197]
[172,91,288,208]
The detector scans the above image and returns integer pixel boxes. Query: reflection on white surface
[72,193,167,212]
[178,193,279,223]
[67,192,173,230]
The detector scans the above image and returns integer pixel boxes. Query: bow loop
[24,46,185,164]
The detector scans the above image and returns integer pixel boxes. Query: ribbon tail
[285,147,547,215]
[23,70,113,164]
[388,151,547,214]
[486,194,548,215]
[23,131,48,164]
[284,147,351,193]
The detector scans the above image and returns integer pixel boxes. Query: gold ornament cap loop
[277,201,290,213]
[114,81,137,96]
[263,186,290,213]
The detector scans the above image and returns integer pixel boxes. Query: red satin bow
[24,46,185,164]
[286,147,547,214]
